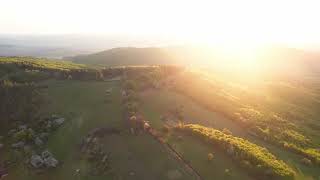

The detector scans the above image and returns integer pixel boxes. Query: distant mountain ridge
[69,47,320,76]
[69,47,179,66]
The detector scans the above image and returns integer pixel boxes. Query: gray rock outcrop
[11,141,25,149]
[30,155,44,168]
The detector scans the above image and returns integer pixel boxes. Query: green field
[140,89,320,180]
[4,80,194,180]
[1,57,320,180]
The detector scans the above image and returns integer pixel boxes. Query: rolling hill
[69,46,320,81]
[69,47,179,66]
[1,56,320,180]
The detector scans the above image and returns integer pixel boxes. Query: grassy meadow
[3,79,194,180]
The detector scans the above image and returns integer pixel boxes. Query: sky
[1,0,320,49]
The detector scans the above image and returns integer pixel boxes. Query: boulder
[86,137,92,144]
[0,144,4,150]
[30,151,59,168]
[39,133,49,141]
[101,155,108,163]
[30,155,44,168]
[11,141,25,149]
[41,150,52,159]
[43,156,58,168]
[121,90,127,97]
[41,150,58,168]
[34,137,44,146]
[143,122,151,131]
[52,118,65,127]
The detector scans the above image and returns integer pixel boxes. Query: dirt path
[146,128,203,180]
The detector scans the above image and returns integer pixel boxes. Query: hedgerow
[177,124,295,179]
[0,57,86,71]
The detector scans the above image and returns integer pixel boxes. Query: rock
[0,144,4,150]
[121,90,127,97]
[43,156,58,168]
[18,125,28,130]
[86,137,92,144]
[34,137,44,146]
[8,129,17,136]
[52,118,65,127]
[46,121,52,129]
[130,128,135,134]
[11,141,25,149]
[39,133,49,141]
[51,114,59,119]
[30,155,44,168]
[30,151,59,168]
[102,155,108,163]
[41,150,52,159]
[129,171,135,176]
[143,122,151,131]
[42,150,59,168]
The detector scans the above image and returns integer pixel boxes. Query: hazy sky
[1,0,320,49]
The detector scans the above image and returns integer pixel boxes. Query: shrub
[13,129,34,142]
[123,80,137,91]
[207,153,214,161]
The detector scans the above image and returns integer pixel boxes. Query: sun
[217,42,262,68]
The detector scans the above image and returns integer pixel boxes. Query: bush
[207,153,214,161]
[123,80,137,91]
[13,129,34,142]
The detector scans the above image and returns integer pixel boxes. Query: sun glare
[1,0,320,50]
